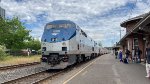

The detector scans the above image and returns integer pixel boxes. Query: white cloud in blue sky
[1,0,150,47]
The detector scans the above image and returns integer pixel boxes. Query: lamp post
[119,28,124,40]
[111,32,115,46]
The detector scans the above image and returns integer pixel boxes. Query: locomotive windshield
[46,24,72,29]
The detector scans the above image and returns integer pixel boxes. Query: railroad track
[2,56,100,84]
[2,69,66,84]
[32,70,64,84]
[0,62,40,70]
[2,63,80,84]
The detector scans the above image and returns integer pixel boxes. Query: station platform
[50,54,150,84]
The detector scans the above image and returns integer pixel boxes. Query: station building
[119,12,150,61]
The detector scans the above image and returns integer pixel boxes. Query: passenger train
[41,20,107,69]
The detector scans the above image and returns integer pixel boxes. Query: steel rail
[0,62,40,70]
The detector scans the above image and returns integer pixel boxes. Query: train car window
[58,24,72,28]
[46,24,74,29]
[81,30,87,37]
[46,24,53,29]
[46,24,57,29]
[59,24,66,28]
[44,39,46,42]
[78,44,79,50]
[53,25,58,28]
[66,24,72,28]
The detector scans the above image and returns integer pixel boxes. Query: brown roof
[119,12,150,43]
[120,13,148,27]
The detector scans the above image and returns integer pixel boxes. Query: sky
[0,0,150,47]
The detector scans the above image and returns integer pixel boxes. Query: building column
[138,35,144,60]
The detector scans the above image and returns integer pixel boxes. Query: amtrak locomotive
[41,20,101,69]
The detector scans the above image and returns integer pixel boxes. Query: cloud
[0,0,150,47]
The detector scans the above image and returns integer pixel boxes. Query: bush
[37,49,41,55]
[0,45,7,60]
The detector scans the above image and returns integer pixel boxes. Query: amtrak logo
[52,32,58,35]
[52,30,60,35]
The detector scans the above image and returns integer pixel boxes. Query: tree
[25,39,41,51]
[0,17,31,50]
[0,45,7,60]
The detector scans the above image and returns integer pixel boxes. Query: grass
[0,55,41,66]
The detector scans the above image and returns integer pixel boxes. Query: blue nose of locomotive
[42,28,76,43]
[41,20,76,43]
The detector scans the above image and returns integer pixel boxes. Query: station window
[133,38,138,49]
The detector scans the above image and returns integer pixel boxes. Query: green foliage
[37,49,42,54]
[0,45,7,60]
[25,39,41,51]
[0,17,31,50]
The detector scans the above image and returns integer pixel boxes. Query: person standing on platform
[135,47,142,63]
[132,49,135,63]
[125,49,130,63]
[119,50,123,62]
[145,39,150,78]
[137,47,142,63]
[115,51,118,59]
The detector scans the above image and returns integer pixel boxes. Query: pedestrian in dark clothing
[119,50,123,62]
[115,51,118,59]
[136,47,142,63]
[145,40,150,78]
[138,48,142,63]
[125,49,130,63]
[132,49,135,63]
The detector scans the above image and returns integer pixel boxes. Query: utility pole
[111,32,115,46]
[120,29,121,40]
[119,28,124,40]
